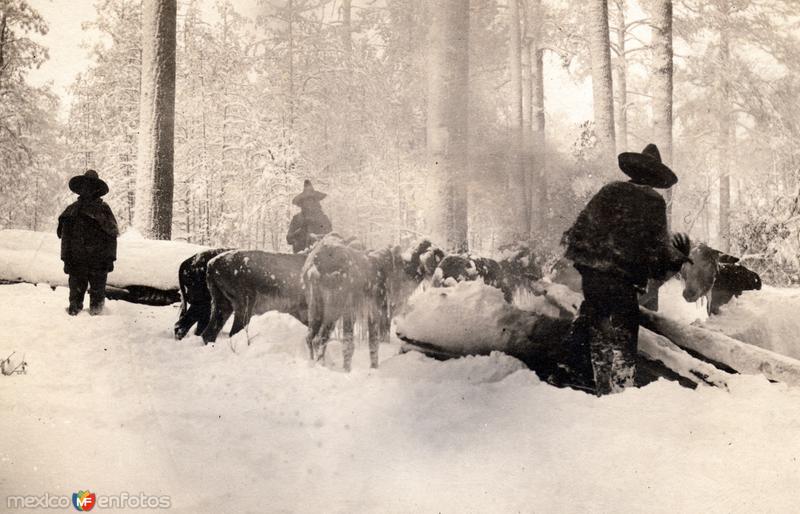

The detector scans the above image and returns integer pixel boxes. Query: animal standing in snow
[433,244,541,302]
[303,235,442,371]
[560,143,692,395]
[286,180,332,253]
[57,169,119,316]
[174,248,234,340]
[681,246,762,314]
[202,251,308,343]
[551,244,762,316]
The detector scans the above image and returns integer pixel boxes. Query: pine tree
[0,1,63,230]
[587,0,616,163]
[427,0,470,251]
[134,0,177,239]
[650,0,673,224]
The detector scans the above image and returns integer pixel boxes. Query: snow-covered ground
[3,282,800,513]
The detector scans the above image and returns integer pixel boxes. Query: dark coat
[562,181,685,288]
[57,196,119,273]
[286,204,332,253]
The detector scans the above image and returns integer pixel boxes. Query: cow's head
[719,262,762,293]
[370,240,443,317]
[548,257,583,293]
[497,243,543,284]
[681,244,723,302]
[406,239,445,280]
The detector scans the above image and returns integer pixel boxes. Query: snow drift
[4,283,800,513]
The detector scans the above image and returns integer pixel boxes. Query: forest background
[5,0,800,283]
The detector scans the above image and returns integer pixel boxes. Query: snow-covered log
[641,308,800,386]
[638,328,731,389]
[0,229,207,303]
[397,281,725,389]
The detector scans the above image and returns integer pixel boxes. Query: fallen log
[0,280,179,306]
[0,229,208,291]
[638,327,731,389]
[641,308,800,387]
[396,281,731,390]
[104,285,180,306]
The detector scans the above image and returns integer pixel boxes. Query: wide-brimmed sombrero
[618,143,677,189]
[292,179,327,206]
[69,169,109,197]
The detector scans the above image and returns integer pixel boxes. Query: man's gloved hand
[671,232,692,262]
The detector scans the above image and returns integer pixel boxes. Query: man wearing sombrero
[559,144,692,395]
[57,169,119,316]
[286,180,332,253]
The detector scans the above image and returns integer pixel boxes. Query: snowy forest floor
[3,283,800,513]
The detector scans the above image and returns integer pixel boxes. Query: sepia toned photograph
[2,0,800,512]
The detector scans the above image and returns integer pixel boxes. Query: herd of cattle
[172,233,763,370]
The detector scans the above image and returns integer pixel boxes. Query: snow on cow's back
[702,286,800,360]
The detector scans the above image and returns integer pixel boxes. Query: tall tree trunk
[287,0,295,127]
[0,14,7,85]
[522,39,532,236]
[134,0,177,240]
[427,0,469,252]
[612,0,628,152]
[587,0,616,164]
[508,0,528,239]
[341,0,352,53]
[718,17,731,252]
[650,0,674,226]
[527,0,547,238]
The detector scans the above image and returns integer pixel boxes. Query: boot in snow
[89,299,104,316]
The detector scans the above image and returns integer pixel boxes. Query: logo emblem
[72,490,96,511]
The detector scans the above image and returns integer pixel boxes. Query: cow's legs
[306,288,324,360]
[341,315,355,372]
[175,302,208,340]
[202,302,232,344]
[202,280,233,344]
[312,320,336,365]
[194,303,212,336]
[174,291,189,338]
[368,314,381,369]
[306,318,322,360]
[230,295,255,338]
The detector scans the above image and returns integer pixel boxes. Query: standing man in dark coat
[559,144,692,395]
[57,169,119,316]
[286,180,332,253]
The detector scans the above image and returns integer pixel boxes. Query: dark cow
[174,248,233,340]
[433,244,542,302]
[202,251,308,344]
[303,235,442,371]
[549,243,761,314]
[680,244,762,314]
[709,258,762,315]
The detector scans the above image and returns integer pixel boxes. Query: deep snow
[3,282,800,513]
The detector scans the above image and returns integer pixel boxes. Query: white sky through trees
[28,0,593,129]
[28,0,259,106]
